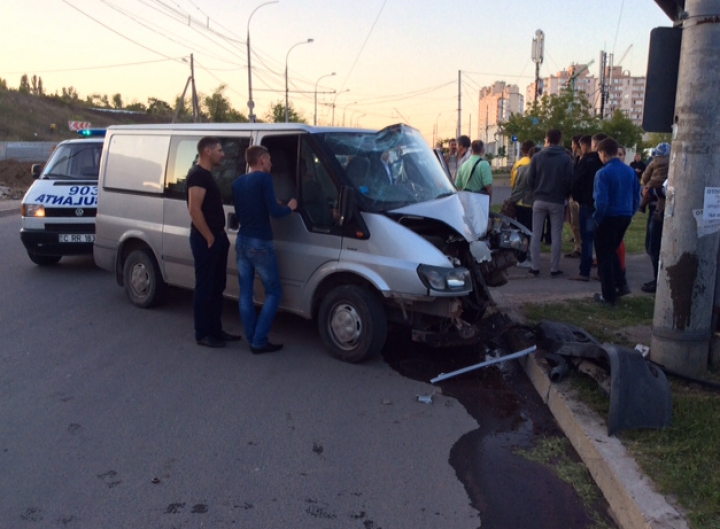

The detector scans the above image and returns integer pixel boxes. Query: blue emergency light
[77,128,106,138]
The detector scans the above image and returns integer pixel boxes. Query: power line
[338,0,388,93]
[0,57,180,75]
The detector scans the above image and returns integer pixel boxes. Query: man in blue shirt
[593,138,641,306]
[232,146,297,354]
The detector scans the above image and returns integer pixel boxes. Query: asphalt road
[0,213,611,528]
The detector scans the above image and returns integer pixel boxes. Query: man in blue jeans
[232,146,297,354]
[187,137,243,348]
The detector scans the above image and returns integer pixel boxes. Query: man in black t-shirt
[187,136,241,348]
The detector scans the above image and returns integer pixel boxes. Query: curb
[0,200,21,218]
[0,208,19,218]
[519,353,688,529]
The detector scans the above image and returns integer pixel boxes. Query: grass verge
[519,296,720,529]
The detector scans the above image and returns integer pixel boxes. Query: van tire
[28,252,61,266]
[123,249,164,308]
[318,285,387,363]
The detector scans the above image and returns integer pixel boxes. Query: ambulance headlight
[22,204,45,217]
[417,264,471,292]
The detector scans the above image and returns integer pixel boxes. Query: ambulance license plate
[59,234,95,243]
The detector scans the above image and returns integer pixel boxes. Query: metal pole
[247,2,278,123]
[650,0,720,377]
[285,39,314,123]
[190,54,199,123]
[431,346,537,384]
[342,101,356,127]
[457,70,462,138]
[314,72,335,126]
[331,89,349,126]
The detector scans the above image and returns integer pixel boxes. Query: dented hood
[389,191,489,242]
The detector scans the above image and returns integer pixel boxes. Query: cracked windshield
[319,124,455,212]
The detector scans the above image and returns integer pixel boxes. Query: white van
[20,134,104,265]
[94,123,530,362]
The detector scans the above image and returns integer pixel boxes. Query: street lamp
[342,101,357,127]
[247,1,278,123]
[331,89,350,126]
[314,72,335,126]
[285,38,314,122]
[354,113,366,127]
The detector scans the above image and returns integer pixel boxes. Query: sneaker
[250,342,284,354]
[550,270,564,277]
[197,336,227,348]
[593,293,615,307]
[617,285,631,297]
[569,274,590,282]
[528,269,540,276]
[641,281,657,293]
[516,260,533,269]
[564,250,582,258]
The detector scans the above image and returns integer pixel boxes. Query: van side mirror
[338,186,356,227]
[31,164,42,179]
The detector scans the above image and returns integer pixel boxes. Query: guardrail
[0,142,58,162]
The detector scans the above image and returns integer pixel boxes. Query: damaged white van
[94,123,530,362]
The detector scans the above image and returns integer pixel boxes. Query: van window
[166,136,250,204]
[299,137,338,227]
[260,135,299,203]
[43,142,103,180]
[104,134,169,194]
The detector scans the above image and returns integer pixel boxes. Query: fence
[0,142,58,162]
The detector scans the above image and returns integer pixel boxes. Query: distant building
[477,81,523,166]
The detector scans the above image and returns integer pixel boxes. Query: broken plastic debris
[634,344,650,358]
[151,477,160,484]
[416,391,436,404]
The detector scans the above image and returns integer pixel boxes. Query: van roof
[106,123,376,134]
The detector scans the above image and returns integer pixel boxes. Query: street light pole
[285,38,314,123]
[331,89,350,126]
[314,72,335,126]
[247,1,278,123]
[342,101,357,127]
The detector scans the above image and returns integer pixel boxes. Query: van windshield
[42,142,103,180]
[317,124,455,212]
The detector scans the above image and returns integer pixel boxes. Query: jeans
[531,200,565,272]
[236,236,282,348]
[647,211,664,280]
[578,205,596,277]
[594,216,632,303]
[190,230,229,341]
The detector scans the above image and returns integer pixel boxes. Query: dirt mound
[0,159,36,198]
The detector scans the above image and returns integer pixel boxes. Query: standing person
[187,137,242,348]
[444,139,458,181]
[569,133,606,281]
[454,135,472,184]
[639,142,671,293]
[455,139,493,196]
[232,145,298,354]
[630,152,646,182]
[564,134,584,259]
[509,140,536,231]
[592,138,641,306]
[528,129,573,277]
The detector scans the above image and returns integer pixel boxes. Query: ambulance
[20,130,104,265]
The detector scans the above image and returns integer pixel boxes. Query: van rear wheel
[28,252,61,266]
[318,285,387,363]
[123,248,164,308]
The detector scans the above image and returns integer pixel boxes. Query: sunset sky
[1,0,670,142]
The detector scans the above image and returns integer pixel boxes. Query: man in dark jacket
[528,129,573,277]
[639,142,670,292]
[593,137,641,306]
[569,133,607,281]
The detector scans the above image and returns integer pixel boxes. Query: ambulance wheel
[318,285,387,363]
[28,252,61,266]
[123,248,164,308]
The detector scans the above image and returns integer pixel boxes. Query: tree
[125,101,147,112]
[61,86,79,102]
[503,88,599,147]
[265,100,306,123]
[19,74,30,94]
[37,77,44,96]
[147,97,173,116]
[0,77,7,90]
[203,85,247,123]
[599,109,644,149]
[112,93,123,109]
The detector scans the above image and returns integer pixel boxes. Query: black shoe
[617,285,631,297]
[250,342,283,354]
[217,331,242,342]
[593,293,616,307]
[197,336,226,348]
[528,269,540,276]
[550,270,564,277]
[564,250,582,259]
[641,281,657,293]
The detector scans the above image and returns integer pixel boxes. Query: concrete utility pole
[457,70,462,139]
[650,0,720,376]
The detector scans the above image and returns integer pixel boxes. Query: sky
[1,0,671,144]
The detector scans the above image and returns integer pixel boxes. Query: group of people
[187,137,295,351]
[444,135,493,195]
[506,128,668,307]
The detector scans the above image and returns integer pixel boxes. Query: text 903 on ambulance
[20,130,105,265]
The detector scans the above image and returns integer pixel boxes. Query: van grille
[44,224,96,233]
[44,207,97,218]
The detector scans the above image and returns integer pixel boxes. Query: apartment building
[476,81,524,165]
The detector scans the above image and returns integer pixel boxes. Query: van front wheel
[318,285,387,363]
[123,249,164,308]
